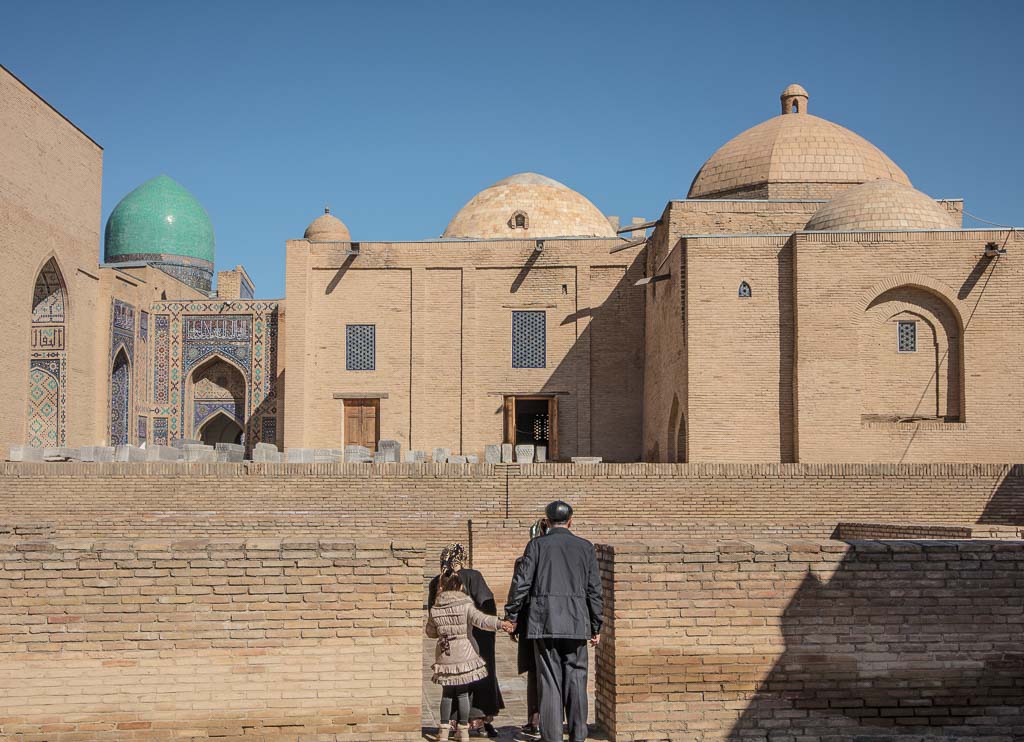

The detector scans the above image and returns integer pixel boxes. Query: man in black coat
[504,501,603,742]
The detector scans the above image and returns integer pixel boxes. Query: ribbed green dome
[104,175,215,264]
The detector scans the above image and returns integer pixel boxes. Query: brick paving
[422,636,605,741]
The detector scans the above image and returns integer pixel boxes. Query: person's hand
[590,633,601,647]
[499,620,515,634]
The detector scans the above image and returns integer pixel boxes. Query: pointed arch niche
[188,355,247,443]
[28,258,69,447]
[110,348,131,445]
[860,285,963,423]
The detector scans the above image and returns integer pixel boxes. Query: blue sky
[3,1,1023,297]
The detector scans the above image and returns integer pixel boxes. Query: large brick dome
[804,179,959,232]
[688,85,911,200]
[443,172,615,239]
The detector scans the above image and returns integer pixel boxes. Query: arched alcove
[28,258,69,447]
[189,355,246,440]
[198,411,243,446]
[110,348,131,445]
[860,285,963,422]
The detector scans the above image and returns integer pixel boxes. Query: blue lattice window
[346,324,375,370]
[512,311,546,369]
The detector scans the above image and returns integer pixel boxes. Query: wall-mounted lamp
[535,240,544,253]
[984,241,1007,258]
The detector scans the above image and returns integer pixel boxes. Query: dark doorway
[198,412,243,446]
[504,396,558,459]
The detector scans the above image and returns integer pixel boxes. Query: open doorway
[198,412,243,446]
[503,395,558,460]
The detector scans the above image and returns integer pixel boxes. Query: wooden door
[344,399,379,451]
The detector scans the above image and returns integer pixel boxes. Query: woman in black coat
[428,543,504,738]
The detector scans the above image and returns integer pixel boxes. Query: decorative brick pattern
[0,539,423,741]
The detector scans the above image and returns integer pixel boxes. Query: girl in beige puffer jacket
[426,570,512,741]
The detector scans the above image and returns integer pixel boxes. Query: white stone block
[515,445,535,464]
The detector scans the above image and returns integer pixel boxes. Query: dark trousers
[533,638,588,742]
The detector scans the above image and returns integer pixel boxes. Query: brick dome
[304,208,351,241]
[804,179,959,232]
[688,85,911,200]
[443,172,615,239]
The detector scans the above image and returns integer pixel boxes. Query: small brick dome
[443,172,615,239]
[688,85,911,200]
[804,179,959,232]
[304,208,351,241]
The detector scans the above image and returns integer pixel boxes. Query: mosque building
[3,63,1022,463]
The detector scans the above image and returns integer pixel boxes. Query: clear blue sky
[4,1,1023,298]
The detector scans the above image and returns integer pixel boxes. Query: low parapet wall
[595,539,1024,741]
[0,538,424,741]
[0,461,1020,597]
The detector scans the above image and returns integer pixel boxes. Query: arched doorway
[198,412,243,446]
[189,356,246,444]
[28,258,68,447]
[110,349,131,445]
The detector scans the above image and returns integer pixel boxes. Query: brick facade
[596,540,1024,741]
[0,538,423,740]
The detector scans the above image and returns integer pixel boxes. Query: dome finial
[781,83,809,114]
[324,205,330,214]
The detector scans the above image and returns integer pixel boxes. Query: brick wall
[283,238,644,461]
[0,538,423,740]
[596,540,1024,741]
[2,461,1020,598]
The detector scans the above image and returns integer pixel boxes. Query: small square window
[897,321,916,353]
[512,311,546,369]
[346,324,375,370]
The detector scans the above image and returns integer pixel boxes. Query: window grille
[512,311,546,368]
[897,321,916,352]
[346,324,376,370]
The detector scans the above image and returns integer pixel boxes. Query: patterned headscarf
[439,543,466,573]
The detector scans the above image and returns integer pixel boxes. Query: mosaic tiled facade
[27,260,68,447]
[149,300,279,448]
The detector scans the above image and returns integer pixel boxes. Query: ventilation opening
[739,281,752,298]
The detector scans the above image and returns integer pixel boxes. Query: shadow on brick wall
[727,543,1024,740]
[976,464,1024,527]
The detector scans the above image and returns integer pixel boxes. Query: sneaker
[519,724,541,739]
[483,722,499,738]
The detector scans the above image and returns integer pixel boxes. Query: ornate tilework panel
[140,311,149,343]
[138,416,147,442]
[346,324,375,371]
[153,315,170,404]
[27,361,60,448]
[512,311,546,369]
[111,300,135,362]
[153,417,168,446]
[110,351,131,446]
[32,260,66,324]
[261,416,277,446]
[31,326,65,351]
[195,400,245,429]
[185,315,252,341]
[153,262,213,293]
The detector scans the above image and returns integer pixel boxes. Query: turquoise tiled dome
[104,175,215,265]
